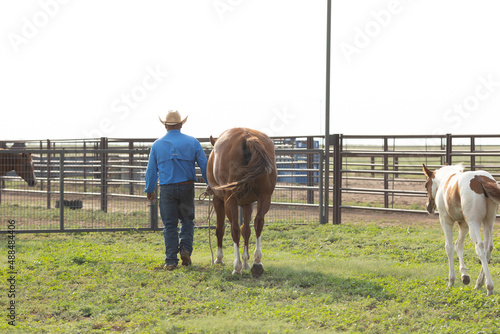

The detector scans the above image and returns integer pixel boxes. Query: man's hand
[147,192,156,202]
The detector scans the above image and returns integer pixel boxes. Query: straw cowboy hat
[159,110,188,126]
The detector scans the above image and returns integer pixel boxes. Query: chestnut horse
[423,164,500,295]
[207,128,277,278]
[0,149,37,186]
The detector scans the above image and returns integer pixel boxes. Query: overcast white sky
[1,0,500,141]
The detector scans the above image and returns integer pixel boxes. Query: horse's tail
[481,179,500,204]
[214,137,274,198]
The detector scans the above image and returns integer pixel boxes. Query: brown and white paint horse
[0,148,37,187]
[423,164,500,295]
[207,128,277,278]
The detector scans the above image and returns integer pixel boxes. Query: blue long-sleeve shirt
[144,130,208,193]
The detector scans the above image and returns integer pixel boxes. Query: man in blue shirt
[145,111,209,270]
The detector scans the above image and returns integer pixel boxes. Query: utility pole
[323,0,331,224]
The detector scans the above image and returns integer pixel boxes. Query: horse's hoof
[486,284,494,296]
[214,260,224,265]
[232,269,241,275]
[462,275,470,285]
[251,263,264,278]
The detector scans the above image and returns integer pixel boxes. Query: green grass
[1,220,500,333]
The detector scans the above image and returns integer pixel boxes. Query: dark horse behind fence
[207,127,277,278]
[0,148,37,186]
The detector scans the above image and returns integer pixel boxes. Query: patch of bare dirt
[341,208,439,227]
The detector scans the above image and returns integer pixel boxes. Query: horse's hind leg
[475,218,495,295]
[225,196,242,275]
[241,203,253,270]
[469,220,494,295]
[455,221,470,285]
[213,195,226,265]
[251,194,271,278]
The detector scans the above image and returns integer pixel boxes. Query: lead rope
[199,191,215,266]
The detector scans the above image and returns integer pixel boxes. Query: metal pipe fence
[2,134,500,232]
[1,137,324,233]
[326,134,500,224]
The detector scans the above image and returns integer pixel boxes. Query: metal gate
[325,134,500,224]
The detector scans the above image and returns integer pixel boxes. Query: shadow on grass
[183,262,395,302]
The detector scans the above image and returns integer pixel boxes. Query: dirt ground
[340,208,440,227]
[341,177,425,208]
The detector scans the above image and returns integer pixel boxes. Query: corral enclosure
[2,134,500,233]
[0,136,323,233]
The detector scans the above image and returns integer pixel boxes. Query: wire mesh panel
[0,180,57,232]
[0,148,58,231]
[97,151,151,230]
[57,151,103,230]
[0,141,154,232]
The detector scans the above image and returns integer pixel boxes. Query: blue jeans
[159,183,195,265]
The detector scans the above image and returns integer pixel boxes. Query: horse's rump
[469,175,500,203]
[214,135,275,201]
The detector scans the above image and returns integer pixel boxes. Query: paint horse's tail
[214,136,274,200]
[474,175,500,204]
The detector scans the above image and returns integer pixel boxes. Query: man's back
[145,130,207,192]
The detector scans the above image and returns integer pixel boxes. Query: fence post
[324,136,330,225]
[38,141,43,192]
[150,185,159,230]
[100,137,108,213]
[470,136,476,171]
[59,153,65,231]
[394,156,399,179]
[440,137,446,165]
[46,140,52,209]
[129,140,134,195]
[83,141,87,193]
[446,133,452,165]
[306,137,314,204]
[318,150,325,224]
[383,137,389,209]
[332,134,342,224]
